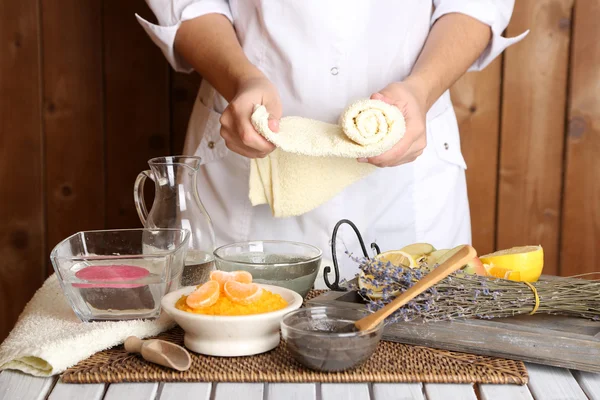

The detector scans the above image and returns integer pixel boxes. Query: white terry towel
[249,99,406,217]
[0,274,174,376]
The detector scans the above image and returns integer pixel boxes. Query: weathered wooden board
[213,383,263,400]
[0,371,56,400]
[424,384,476,400]
[103,383,158,400]
[160,382,212,400]
[321,384,370,400]
[479,383,534,400]
[308,287,600,373]
[372,383,425,400]
[49,381,106,400]
[267,383,316,400]
[526,363,588,400]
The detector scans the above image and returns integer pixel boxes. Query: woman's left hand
[359,81,428,167]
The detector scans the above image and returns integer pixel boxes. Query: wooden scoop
[124,336,192,371]
[353,244,477,332]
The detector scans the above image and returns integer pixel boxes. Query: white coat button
[330,67,339,75]
[208,141,215,149]
[444,142,449,150]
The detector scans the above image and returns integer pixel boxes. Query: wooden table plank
[424,384,477,400]
[103,383,159,400]
[321,384,370,400]
[48,381,105,400]
[479,384,533,400]
[372,383,424,400]
[213,383,263,400]
[0,371,56,400]
[267,383,317,400]
[572,370,600,400]
[159,383,212,400]
[526,363,587,400]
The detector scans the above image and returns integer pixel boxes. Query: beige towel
[249,99,406,217]
[0,274,174,376]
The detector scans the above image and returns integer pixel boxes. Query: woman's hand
[360,80,428,167]
[176,14,282,159]
[219,76,282,158]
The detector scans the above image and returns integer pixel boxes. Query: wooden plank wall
[0,0,45,345]
[0,0,598,342]
[560,0,600,276]
[497,0,573,276]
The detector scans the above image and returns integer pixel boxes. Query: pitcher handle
[134,170,153,226]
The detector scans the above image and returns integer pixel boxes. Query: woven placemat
[61,291,528,385]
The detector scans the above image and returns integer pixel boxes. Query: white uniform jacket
[137,1,527,280]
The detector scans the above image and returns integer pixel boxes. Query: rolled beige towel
[248,98,405,217]
[340,99,405,147]
[251,99,405,158]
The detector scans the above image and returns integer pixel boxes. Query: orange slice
[231,270,252,284]
[210,270,253,290]
[484,265,522,281]
[186,280,220,309]
[223,281,263,305]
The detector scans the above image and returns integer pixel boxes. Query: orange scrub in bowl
[175,271,288,316]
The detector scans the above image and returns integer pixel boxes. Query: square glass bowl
[50,228,189,322]
[213,240,322,298]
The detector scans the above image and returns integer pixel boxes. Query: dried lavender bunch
[342,253,600,324]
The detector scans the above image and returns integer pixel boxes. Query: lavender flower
[347,249,600,322]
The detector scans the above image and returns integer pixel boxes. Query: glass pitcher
[134,156,216,286]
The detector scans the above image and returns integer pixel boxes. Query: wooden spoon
[353,244,477,331]
[124,336,192,371]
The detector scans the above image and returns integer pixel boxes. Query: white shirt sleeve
[135,0,233,73]
[432,0,529,71]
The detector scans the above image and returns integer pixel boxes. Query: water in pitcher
[181,250,215,287]
[134,156,217,288]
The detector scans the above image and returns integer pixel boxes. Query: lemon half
[358,250,415,299]
[374,250,417,269]
[357,270,400,299]
[480,245,544,282]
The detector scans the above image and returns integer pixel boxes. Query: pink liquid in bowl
[73,265,150,288]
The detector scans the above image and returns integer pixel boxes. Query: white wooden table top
[1,363,599,400]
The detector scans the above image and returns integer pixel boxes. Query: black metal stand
[323,219,381,291]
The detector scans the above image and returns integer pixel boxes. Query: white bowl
[161,284,303,356]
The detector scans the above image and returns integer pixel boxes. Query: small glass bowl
[280,306,384,372]
[213,240,322,298]
[50,228,189,322]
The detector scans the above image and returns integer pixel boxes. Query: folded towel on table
[0,274,174,376]
[249,99,406,217]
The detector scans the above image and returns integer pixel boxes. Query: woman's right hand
[219,76,282,158]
